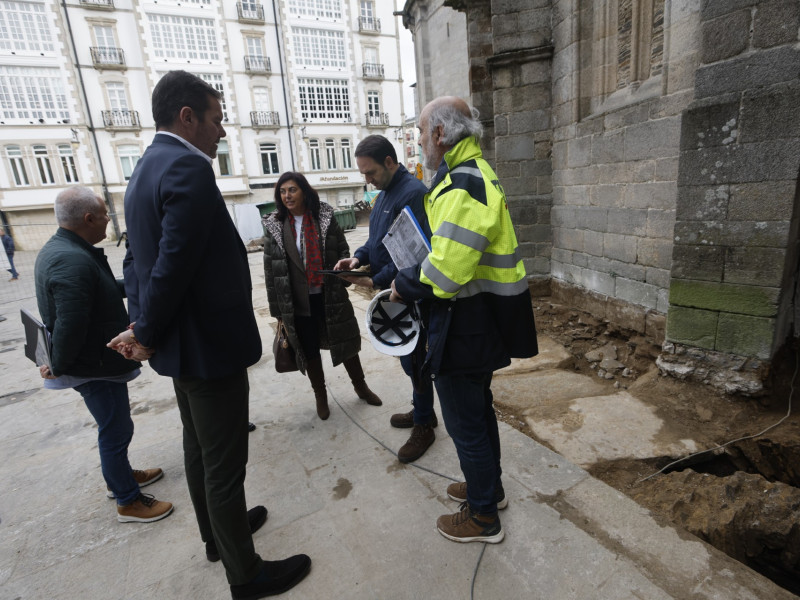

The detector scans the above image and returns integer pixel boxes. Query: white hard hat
[365,289,421,356]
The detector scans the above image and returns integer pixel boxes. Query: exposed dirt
[494,296,800,596]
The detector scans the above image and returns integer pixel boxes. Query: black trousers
[173,369,262,584]
[293,292,325,360]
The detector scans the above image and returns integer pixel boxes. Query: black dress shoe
[230,554,311,599]
[206,505,269,562]
[248,422,256,432]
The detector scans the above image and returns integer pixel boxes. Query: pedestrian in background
[263,171,382,420]
[335,134,438,463]
[2,228,19,281]
[108,70,310,600]
[392,96,538,544]
[35,186,172,523]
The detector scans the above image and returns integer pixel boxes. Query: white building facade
[0,0,409,248]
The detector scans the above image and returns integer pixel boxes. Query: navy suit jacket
[123,134,262,379]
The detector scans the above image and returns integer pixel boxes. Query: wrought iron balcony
[90,46,125,69]
[365,112,389,127]
[250,111,280,128]
[79,0,114,8]
[358,16,381,33]
[236,2,264,23]
[362,63,384,79]
[101,109,140,130]
[244,55,271,75]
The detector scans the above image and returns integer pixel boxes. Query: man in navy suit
[108,70,310,599]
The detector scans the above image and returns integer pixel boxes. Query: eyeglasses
[279,187,299,195]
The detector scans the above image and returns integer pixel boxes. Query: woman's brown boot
[306,357,329,419]
[342,355,383,406]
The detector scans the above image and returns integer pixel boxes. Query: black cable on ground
[329,388,490,599]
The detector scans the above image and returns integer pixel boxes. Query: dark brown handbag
[272,320,298,373]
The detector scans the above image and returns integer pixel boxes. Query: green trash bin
[334,207,357,231]
[256,202,276,237]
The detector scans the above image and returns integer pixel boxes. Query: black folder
[21,308,52,369]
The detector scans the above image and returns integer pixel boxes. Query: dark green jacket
[263,202,361,372]
[34,228,140,378]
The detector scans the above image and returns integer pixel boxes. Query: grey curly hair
[426,102,483,145]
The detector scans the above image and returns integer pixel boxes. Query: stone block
[575,206,609,230]
[630,160,657,183]
[701,0,758,20]
[657,287,670,313]
[671,244,725,282]
[626,182,677,210]
[494,84,551,114]
[723,220,791,248]
[605,297,647,332]
[497,161,520,179]
[607,208,647,236]
[655,157,680,182]
[675,185,729,221]
[567,136,592,168]
[740,83,800,142]
[558,226,584,252]
[604,103,650,132]
[583,229,605,256]
[590,256,645,282]
[537,175,553,194]
[623,117,682,160]
[728,181,796,220]
[665,305,718,350]
[679,139,800,185]
[508,109,551,134]
[551,247,572,264]
[680,100,740,150]
[603,233,638,263]
[495,134,537,162]
[572,251,589,268]
[716,313,775,359]
[592,184,625,208]
[701,10,750,63]
[637,238,673,270]
[752,0,800,48]
[646,209,676,239]
[494,115,509,136]
[649,89,694,120]
[646,267,671,289]
[694,47,800,99]
[669,279,779,317]
[576,117,604,138]
[724,246,787,286]
[580,268,616,297]
[494,30,551,55]
[559,166,598,186]
[550,205,576,227]
[591,130,625,165]
[563,184,591,206]
[672,220,725,246]
[646,311,667,343]
[616,278,659,310]
[520,60,551,85]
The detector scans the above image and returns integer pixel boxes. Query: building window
[197,73,228,121]
[340,138,351,169]
[288,0,342,20]
[5,145,29,187]
[118,144,140,181]
[309,139,321,171]
[325,139,337,170]
[147,14,219,61]
[0,1,54,53]
[253,86,270,111]
[216,140,231,176]
[259,142,279,175]
[58,144,79,183]
[298,78,350,121]
[367,90,380,116]
[33,145,55,185]
[106,81,129,112]
[0,66,69,122]
[360,0,374,20]
[292,27,346,68]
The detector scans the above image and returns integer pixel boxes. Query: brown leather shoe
[107,467,163,499]
[117,493,173,523]
[397,424,435,463]
[390,410,438,429]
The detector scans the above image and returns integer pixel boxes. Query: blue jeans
[399,352,435,424]
[74,380,139,505]
[6,252,17,278]
[434,371,501,514]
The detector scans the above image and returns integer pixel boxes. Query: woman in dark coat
[263,171,382,419]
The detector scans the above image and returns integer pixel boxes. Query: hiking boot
[397,424,435,463]
[436,503,504,544]
[389,410,438,429]
[446,481,508,510]
[206,505,269,562]
[107,467,164,499]
[117,493,173,523]
[230,554,311,599]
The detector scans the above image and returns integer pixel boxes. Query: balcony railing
[365,112,389,127]
[244,55,271,75]
[362,63,384,79]
[102,109,140,130]
[250,111,280,128]
[358,16,381,33]
[79,0,114,8]
[236,2,264,23]
[90,46,125,69]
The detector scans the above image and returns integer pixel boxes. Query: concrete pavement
[0,226,793,600]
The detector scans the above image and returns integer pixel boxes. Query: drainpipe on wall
[272,0,296,171]
[60,0,121,239]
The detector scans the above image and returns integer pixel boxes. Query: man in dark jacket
[107,70,310,600]
[392,97,538,544]
[335,135,437,463]
[34,186,172,523]
[1,228,18,280]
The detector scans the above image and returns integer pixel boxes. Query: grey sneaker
[446,481,508,510]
